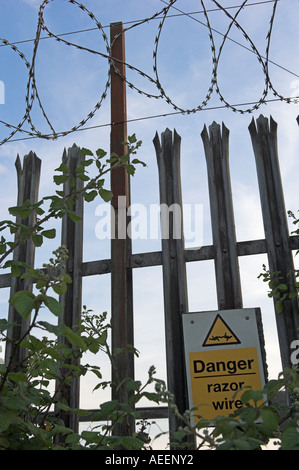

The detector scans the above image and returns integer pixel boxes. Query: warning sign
[189,347,263,420]
[182,309,267,423]
[202,314,240,347]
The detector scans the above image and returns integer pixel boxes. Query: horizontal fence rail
[1,236,299,291]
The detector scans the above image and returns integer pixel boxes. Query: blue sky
[0,0,299,441]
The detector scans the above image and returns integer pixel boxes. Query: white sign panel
[182,308,267,423]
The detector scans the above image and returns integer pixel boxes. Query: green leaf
[238,406,257,425]
[126,164,136,176]
[44,296,62,316]
[84,190,98,202]
[233,438,261,450]
[126,380,142,392]
[8,372,27,382]
[75,165,84,174]
[0,318,15,332]
[128,134,137,144]
[35,206,45,216]
[55,162,70,173]
[57,401,72,412]
[80,147,94,156]
[53,174,69,185]
[77,173,89,181]
[65,433,81,445]
[281,425,299,450]
[142,391,161,404]
[67,211,82,223]
[81,430,100,444]
[86,337,100,354]
[11,265,21,277]
[38,321,65,336]
[36,279,48,290]
[132,158,146,167]
[41,229,56,239]
[100,400,119,415]
[118,436,144,450]
[99,188,113,202]
[9,206,32,219]
[260,407,279,434]
[62,273,72,283]
[43,347,64,361]
[0,410,12,433]
[98,329,107,346]
[81,158,93,167]
[96,148,107,158]
[10,291,35,319]
[52,282,67,296]
[277,283,288,291]
[3,395,27,410]
[64,327,87,350]
[32,234,43,247]
[241,388,264,405]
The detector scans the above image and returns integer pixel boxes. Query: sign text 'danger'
[189,347,263,420]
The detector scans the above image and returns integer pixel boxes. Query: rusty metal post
[110,22,134,437]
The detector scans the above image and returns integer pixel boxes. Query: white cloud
[20,0,42,8]
[0,164,7,175]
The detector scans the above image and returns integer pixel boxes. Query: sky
[0,0,299,446]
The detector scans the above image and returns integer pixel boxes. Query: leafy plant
[0,263,164,449]
[151,208,299,450]
[258,210,299,314]
[153,367,299,450]
[0,137,167,450]
[0,134,144,264]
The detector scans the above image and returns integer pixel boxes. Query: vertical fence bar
[56,144,84,433]
[201,122,243,310]
[5,152,41,368]
[249,115,299,373]
[110,22,134,437]
[154,129,194,447]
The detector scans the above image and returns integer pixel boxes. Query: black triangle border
[202,314,241,347]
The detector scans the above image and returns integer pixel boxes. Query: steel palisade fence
[0,114,299,447]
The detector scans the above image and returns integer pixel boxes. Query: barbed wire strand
[0,0,280,49]
[0,0,298,147]
[6,95,298,144]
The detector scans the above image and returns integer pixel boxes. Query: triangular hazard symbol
[202,314,241,347]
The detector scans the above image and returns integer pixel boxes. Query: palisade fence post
[55,144,84,433]
[5,152,41,368]
[201,122,243,310]
[154,129,195,449]
[249,115,299,375]
[110,22,135,438]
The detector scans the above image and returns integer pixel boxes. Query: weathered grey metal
[110,22,135,438]
[201,122,243,310]
[1,235,299,288]
[0,273,12,289]
[153,128,194,447]
[249,115,299,373]
[78,406,169,423]
[56,144,85,433]
[5,152,41,368]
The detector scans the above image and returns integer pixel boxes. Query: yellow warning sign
[189,347,263,421]
[202,314,241,347]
